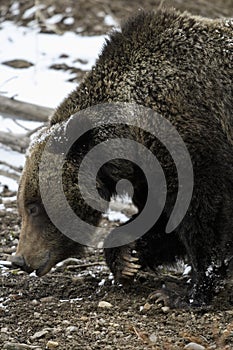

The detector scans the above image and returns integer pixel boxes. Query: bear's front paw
[121,252,141,279]
[105,244,141,282]
[148,288,190,309]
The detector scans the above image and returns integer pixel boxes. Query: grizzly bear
[12,8,233,307]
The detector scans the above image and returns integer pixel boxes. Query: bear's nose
[10,255,33,273]
[11,254,25,267]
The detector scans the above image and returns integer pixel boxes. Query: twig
[66,262,106,270]
[13,119,31,132]
[26,124,45,137]
[0,260,12,267]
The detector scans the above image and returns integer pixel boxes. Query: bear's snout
[10,254,34,274]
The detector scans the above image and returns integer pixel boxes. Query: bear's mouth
[35,251,51,277]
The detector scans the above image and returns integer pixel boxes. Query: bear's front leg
[104,243,141,282]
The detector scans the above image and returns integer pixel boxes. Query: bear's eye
[27,204,39,217]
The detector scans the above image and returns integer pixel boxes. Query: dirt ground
[1,1,233,349]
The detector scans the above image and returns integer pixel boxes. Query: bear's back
[51,9,233,140]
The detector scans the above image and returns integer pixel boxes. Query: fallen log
[0,131,30,153]
[0,168,20,181]
[0,95,53,122]
[0,160,22,173]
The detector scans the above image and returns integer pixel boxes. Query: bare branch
[0,168,20,181]
[66,262,106,270]
[26,125,46,138]
[13,119,31,132]
[0,131,30,153]
[0,160,22,173]
[0,95,53,122]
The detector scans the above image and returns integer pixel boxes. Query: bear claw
[121,254,141,278]
[149,289,170,306]
[122,255,140,263]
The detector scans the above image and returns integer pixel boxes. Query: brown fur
[51,10,232,140]
[13,9,233,306]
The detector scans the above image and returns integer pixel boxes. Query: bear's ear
[46,112,94,155]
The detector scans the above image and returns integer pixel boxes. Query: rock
[51,327,62,335]
[80,316,88,321]
[30,329,49,340]
[2,59,34,69]
[46,341,59,349]
[98,301,113,308]
[66,326,78,334]
[3,343,42,349]
[0,210,6,217]
[142,302,152,311]
[149,333,157,343]
[184,342,205,350]
[40,296,55,303]
[61,320,70,325]
[1,327,8,333]
[161,306,170,313]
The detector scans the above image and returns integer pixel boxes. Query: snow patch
[0,175,18,191]
[103,209,129,223]
[104,15,118,27]
[0,21,106,107]
[183,265,192,276]
[0,115,42,134]
[46,14,63,24]
[22,4,46,19]
[10,2,20,16]
[0,19,106,191]
[63,17,75,26]
[0,203,5,210]
[98,279,106,286]
[0,146,25,167]
[2,195,17,203]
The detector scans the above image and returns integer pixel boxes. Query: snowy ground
[0,21,107,106]
[0,16,134,223]
[0,19,107,191]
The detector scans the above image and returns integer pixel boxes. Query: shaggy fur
[14,9,233,306]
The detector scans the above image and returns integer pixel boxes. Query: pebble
[66,326,78,333]
[98,301,113,308]
[161,306,170,313]
[46,340,59,349]
[40,296,55,303]
[80,316,88,321]
[1,327,8,333]
[110,323,119,328]
[3,343,42,350]
[149,333,157,343]
[30,329,49,340]
[61,320,70,325]
[51,327,62,335]
[184,342,205,350]
[226,310,233,315]
[143,302,152,311]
